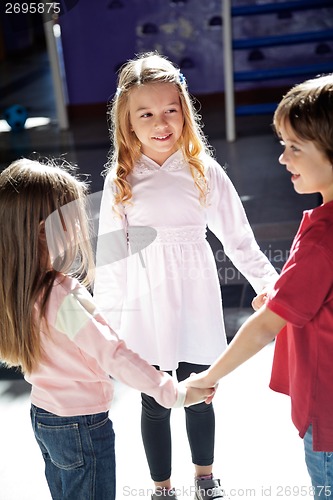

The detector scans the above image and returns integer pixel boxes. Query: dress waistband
[128,225,206,246]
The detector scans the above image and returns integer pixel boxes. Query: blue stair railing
[222,0,333,141]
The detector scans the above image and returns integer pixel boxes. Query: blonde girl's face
[128,82,184,165]
[278,120,333,203]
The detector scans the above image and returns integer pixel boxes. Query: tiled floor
[0,44,319,499]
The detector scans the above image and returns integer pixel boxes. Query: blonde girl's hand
[252,291,268,311]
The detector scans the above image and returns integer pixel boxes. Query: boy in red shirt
[187,73,333,499]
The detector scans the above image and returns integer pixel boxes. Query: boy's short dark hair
[273,74,333,164]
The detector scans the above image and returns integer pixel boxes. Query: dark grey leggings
[141,362,215,482]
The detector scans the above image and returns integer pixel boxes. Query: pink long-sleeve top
[25,274,185,416]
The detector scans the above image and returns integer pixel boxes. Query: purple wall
[59,0,333,106]
[59,0,227,105]
[59,0,138,105]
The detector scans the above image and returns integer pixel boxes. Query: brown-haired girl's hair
[273,73,333,164]
[106,52,211,207]
[0,158,94,373]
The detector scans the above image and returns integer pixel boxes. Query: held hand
[184,369,213,389]
[252,283,276,311]
[182,371,218,405]
[183,384,216,407]
[252,291,268,311]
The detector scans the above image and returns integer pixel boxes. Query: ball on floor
[3,105,28,131]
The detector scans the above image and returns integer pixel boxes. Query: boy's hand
[185,369,214,388]
[183,384,216,407]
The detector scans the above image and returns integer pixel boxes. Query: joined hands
[182,380,216,406]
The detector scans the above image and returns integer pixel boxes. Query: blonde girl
[0,158,210,500]
[94,52,278,499]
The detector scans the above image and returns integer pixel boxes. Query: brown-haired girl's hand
[183,370,218,405]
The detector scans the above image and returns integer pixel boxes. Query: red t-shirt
[267,200,333,452]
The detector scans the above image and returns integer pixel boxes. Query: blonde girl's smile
[128,82,184,165]
[152,133,172,141]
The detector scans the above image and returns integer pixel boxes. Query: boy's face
[278,120,333,203]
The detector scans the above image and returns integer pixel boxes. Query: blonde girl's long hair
[106,52,211,206]
[0,158,95,374]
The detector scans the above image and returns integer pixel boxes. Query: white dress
[94,150,277,371]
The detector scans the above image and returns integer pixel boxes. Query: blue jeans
[304,425,333,500]
[30,404,116,500]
